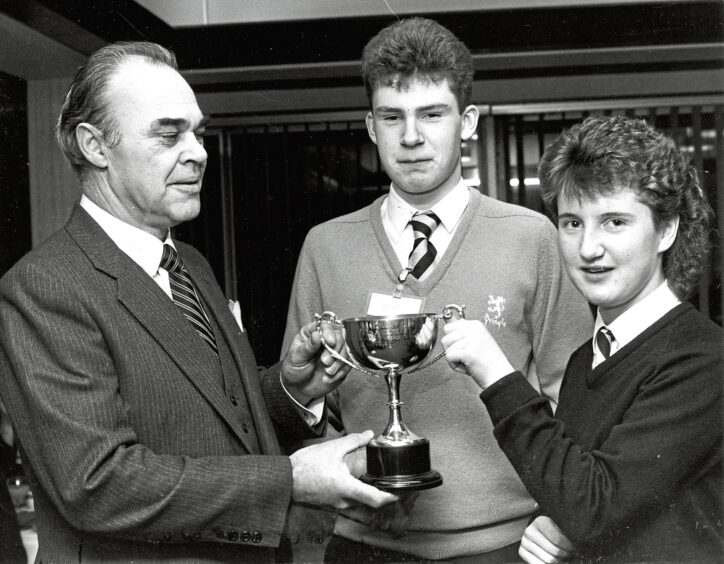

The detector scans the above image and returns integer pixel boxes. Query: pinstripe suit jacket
[0,205,316,562]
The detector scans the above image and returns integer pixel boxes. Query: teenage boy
[283,18,592,561]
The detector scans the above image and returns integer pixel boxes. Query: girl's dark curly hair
[538,114,713,300]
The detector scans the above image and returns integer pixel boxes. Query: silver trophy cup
[316,304,464,491]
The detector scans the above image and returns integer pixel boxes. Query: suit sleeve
[279,233,345,436]
[0,260,292,548]
[259,365,327,446]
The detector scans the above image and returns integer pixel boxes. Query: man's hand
[290,430,397,510]
[340,490,419,541]
[519,516,575,564]
[342,440,367,478]
[281,320,350,405]
[441,319,515,390]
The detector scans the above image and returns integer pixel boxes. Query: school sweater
[482,302,723,562]
[282,188,593,559]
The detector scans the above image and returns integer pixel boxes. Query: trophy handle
[313,312,379,377]
[440,304,466,322]
[407,304,466,372]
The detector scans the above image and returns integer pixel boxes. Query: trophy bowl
[343,313,441,490]
[317,305,464,491]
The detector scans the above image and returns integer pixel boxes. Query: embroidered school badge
[484,295,507,328]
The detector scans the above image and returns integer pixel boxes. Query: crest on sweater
[484,295,507,329]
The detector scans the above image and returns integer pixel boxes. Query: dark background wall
[0,71,31,276]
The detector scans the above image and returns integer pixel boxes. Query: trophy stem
[365,365,442,490]
[381,367,415,442]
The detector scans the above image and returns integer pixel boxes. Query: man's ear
[75,123,109,169]
[460,105,479,141]
[365,111,377,145]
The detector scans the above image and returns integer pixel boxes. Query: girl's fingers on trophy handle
[441,304,466,323]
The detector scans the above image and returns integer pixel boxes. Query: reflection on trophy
[316,305,464,491]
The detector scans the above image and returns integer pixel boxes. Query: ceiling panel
[134,0,675,27]
[1,0,720,88]
[0,13,88,79]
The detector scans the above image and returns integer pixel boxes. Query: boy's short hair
[361,18,473,112]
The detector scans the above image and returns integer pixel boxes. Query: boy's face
[366,77,478,209]
[557,187,678,323]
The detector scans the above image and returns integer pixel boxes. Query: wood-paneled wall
[27,77,78,246]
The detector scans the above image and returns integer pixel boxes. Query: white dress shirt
[381,179,470,280]
[592,281,681,368]
[80,195,175,298]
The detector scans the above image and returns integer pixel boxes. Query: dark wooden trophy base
[359,438,442,491]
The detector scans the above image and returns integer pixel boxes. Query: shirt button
[231,395,239,406]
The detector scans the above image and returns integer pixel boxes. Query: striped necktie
[596,326,614,360]
[160,244,218,355]
[407,211,441,280]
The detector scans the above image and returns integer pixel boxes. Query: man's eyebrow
[374,103,451,114]
[151,117,189,129]
[150,116,210,129]
[374,106,403,114]
[417,103,451,113]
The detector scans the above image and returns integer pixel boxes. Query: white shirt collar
[80,195,173,277]
[593,280,681,357]
[386,179,470,235]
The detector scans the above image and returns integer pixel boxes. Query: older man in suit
[0,41,394,563]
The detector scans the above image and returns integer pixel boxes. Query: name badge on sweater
[366,291,425,316]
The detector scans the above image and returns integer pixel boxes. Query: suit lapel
[65,206,258,451]
[181,250,282,456]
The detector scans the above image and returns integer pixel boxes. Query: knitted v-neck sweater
[482,303,723,562]
[283,188,593,558]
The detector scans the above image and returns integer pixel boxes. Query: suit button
[242,423,249,433]
[251,531,262,544]
[231,395,239,406]
[215,530,225,539]
[227,531,239,542]
[241,530,251,543]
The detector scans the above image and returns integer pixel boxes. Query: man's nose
[401,118,423,147]
[180,132,208,165]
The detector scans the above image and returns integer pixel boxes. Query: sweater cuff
[479,371,540,425]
